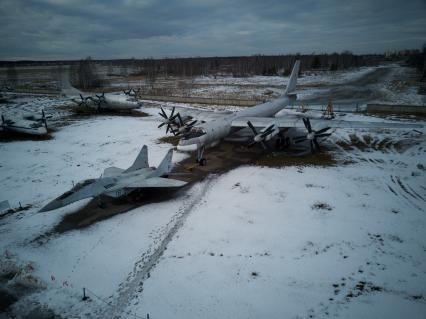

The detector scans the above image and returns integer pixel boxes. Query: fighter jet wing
[103,167,125,177]
[231,116,423,130]
[117,177,187,189]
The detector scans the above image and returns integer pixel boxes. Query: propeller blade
[313,139,321,152]
[293,138,307,144]
[316,127,331,134]
[188,120,197,127]
[177,113,184,127]
[260,124,275,138]
[305,118,312,133]
[315,132,332,138]
[310,140,315,153]
[260,141,272,151]
[160,107,168,119]
[247,121,258,136]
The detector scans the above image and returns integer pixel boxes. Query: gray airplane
[60,72,142,111]
[39,146,186,212]
[1,110,50,136]
[157,61,423,165]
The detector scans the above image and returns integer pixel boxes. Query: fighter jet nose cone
[39,199,62,212]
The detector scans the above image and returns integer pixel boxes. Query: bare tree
[75,56,102,90]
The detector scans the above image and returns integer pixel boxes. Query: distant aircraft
[157,61,423,165]
[0,200,10,214]
[39,146,187,212]
[60,71,142,111]
[1,110,50,136]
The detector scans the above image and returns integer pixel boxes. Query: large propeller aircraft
[39,146,186,212]
[1,110,50,136]
[60,71,143,111]
[157,60,422,165]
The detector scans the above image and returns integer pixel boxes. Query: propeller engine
[123,88,140,97]
[158,107,181,134]
[172,116,198,136]
[77,94,92,108]
[93,92,106,111]
[292,118,331,153]
[247,121,279,150]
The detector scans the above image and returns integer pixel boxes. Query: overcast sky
[0,0,425,60]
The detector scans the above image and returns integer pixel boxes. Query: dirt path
[302,67,393,106]
[96,176,217,319]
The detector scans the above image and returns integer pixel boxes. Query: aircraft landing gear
[196,145,207,166]
[275,136,290,150]
[97,196,105,208]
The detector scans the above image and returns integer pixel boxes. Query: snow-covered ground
[1,65,426,318]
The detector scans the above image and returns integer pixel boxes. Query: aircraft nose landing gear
[196,145,207,166]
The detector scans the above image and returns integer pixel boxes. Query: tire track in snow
[97,176,217,319]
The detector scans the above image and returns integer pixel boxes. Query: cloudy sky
[0,0,425,60]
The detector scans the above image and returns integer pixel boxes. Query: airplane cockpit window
[182,127,206,140]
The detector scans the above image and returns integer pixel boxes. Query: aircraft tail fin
[60,67,84,97]
[283,60,300,96]
[125,145,149,173]
[155,148,174,176]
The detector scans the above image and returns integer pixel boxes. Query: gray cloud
[0,0,425,60]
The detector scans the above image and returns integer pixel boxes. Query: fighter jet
[1,110,50,136]
[39,146,186,212]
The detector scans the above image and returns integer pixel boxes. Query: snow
[194,66,376,87]
[125,150,426,318]
[1,65,426,318]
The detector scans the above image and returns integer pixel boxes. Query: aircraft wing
[161,105,233,122]
[231,116,423,130]
[1,119,48,135]
[103,167,125,177]
[117,176,187,189]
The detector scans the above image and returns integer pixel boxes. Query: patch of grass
[312,202,333,211]
[0,132,52,142]
[70,106,148,117]
[157,135,180,146]
[255,152,338,168]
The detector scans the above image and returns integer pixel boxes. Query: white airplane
[39,146,186,212]
[157,61,423,165]
[1,110,50,136]
[61,72,143,111]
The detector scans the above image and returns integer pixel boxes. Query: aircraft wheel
[199,158,207,166]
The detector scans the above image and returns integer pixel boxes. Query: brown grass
[157,135,180,146]
[255,152,338,168]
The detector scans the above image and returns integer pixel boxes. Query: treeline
[405,43,426,81]
[118,53,383,78]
